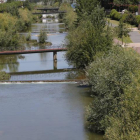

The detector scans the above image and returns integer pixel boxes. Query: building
[0,0,4,4]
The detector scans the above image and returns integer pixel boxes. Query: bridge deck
[32,11,66,14]
[36,8,59,10]
[0,48,67,55]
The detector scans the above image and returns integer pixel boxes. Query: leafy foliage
[116,19,131,44]
[75,0,99,25]
[59,2,77,29]
[110,9,140,27]
[66,5,113,69]
[86,47,140,132]
[66,19,112,69]
[0,13,21,50]
[39,30,47,43]
[113,0,139,4]
[105,82,140,140]
[0,71,10,80]
[17,8,33,31]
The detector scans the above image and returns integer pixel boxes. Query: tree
[26,32,31,41]
[86,46,140,132]
[39,30,47,43]
[75,0,99,25]
[105,82,140,140]
[116,19,131,45]
[65,6,113,69]
[59,2,77,29]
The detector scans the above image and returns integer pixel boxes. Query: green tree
[86,46,140,132]
[59,2,77,29]
[105,82,140,140]
[75,0,99,25]
[39,30,47,43]
[26,32,31,41]
[66,6,113,69]
[117,19,130,45]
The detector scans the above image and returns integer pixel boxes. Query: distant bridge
[36,8,59,10]
[33,7,66,15]
[32,11,66,15]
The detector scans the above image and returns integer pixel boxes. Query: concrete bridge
[33,7,66,15]
[32,7,66,19]
[0,48,67,64]
[32,11,66,15]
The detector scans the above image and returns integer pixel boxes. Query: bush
[86,46,140,132]
[26,32,31,41]
[110,9,117,20]
[136,15,140,26]
[66,19,112,69]
[128,5,138,13]
[105,82,140,140]
[121,13,128,22]
[0,71,10,80]
[126,13,137,25]
[59,2,77,29]
[114,12,121,20]
[17,8,32,32]
[38,30,47,44]
[110,9,121,20]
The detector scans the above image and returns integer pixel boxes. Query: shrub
[66,19,112,69]
[0,71,10,80]
[136,15,140,26]
[121,13,128,22]
[128,5,138,13]
[26,32,31,41]
[86,46,140,132]
[110,9,121,20]
[17,8,32,32]
[105,82,140,140]
[59,2,77,29]
[126,13,137,25]
[114,12,121,20]
[39,30,47,44]
[110,9,118,20]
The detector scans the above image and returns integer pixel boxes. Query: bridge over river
[0,47,67,63]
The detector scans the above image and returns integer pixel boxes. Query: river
[0,21,103,140]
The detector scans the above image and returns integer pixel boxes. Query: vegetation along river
[0,22,103,139]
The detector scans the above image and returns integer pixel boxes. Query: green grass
[117,36,133,44]
[107,18,136,28]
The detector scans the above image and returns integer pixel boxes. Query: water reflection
[32,23,65,33]
[0,52,72,73]
[0,83,103,140]
[0,55,24,72]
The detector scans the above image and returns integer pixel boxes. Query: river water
[0,22,103,139]
[0,83,103,140]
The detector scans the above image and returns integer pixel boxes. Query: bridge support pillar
[53,51,57,61]
[53,51,57,70]
[53,60,57,70]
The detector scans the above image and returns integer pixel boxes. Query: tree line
[0,1,39,51]
[63,0,140,139]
